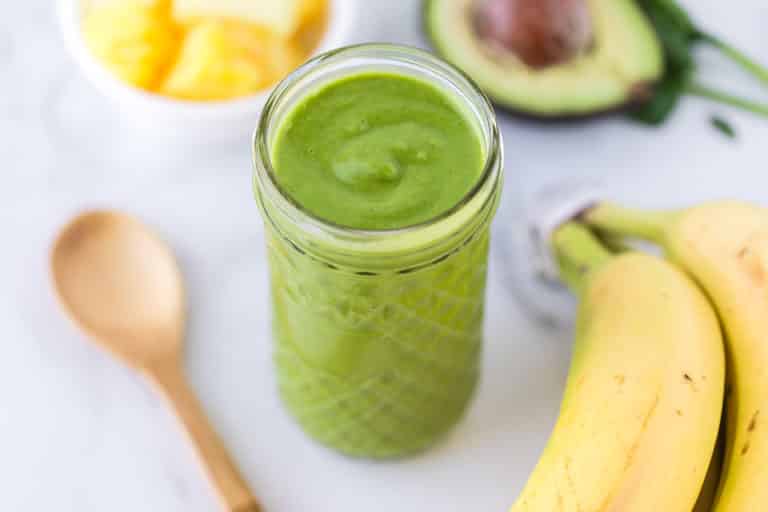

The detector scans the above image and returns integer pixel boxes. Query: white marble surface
[3,1,768,510]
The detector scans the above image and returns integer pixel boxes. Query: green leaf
[631,0,699,124]
[637,0,698,38]
[710,116,737,138]
[633,0,768,124]
[630,66,689,124]
[639,0,697,67]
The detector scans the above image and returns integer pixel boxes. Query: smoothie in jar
[253,45,503,458]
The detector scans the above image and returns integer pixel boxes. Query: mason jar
[253,44,503,459]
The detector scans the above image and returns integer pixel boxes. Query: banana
[510,223,724,512]
[693,427,724,512]
[584,200,768,511]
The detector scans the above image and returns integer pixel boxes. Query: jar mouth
[253,43,502,242]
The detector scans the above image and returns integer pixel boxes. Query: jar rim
[253,43,502,245]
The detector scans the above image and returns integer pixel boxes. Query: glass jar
[253,44,503,459]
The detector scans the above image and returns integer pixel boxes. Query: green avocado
[424,0,664,118]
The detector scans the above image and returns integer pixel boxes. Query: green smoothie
[271,72,484,229]
[256,59,500,458]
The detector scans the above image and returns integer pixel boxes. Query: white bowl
[57,0,358,145]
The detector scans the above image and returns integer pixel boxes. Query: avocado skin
[422,0,662,120]
[489,84,656,122]
[496,85,656,122]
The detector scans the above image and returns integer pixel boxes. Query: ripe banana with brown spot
[510,223,724,512]
[585,200,768,511]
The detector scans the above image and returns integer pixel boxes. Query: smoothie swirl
[271,72,485,230]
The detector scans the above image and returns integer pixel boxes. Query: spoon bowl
[52,210,184,367]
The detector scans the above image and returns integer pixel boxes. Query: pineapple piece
[161,19,304,101]
[83,0,179,90]
[298,0,326,25]
[82,0,158,8]
[294,0,329,53]
[173,0,304,38]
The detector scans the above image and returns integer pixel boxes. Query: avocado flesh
[425,0,664,117]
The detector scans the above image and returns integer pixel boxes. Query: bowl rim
[56,0,358,119]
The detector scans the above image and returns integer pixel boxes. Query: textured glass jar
[253,44,503,459]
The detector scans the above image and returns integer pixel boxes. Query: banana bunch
[582,200,768,511]
[515,199,768,511]
[510,223,725,511]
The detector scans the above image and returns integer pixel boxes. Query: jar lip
[253,43,502,241]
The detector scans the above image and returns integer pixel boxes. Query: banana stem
[595,230,633,253]
[582,203,672,243]
[552,222,614,296]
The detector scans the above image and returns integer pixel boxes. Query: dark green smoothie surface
[271,72,485,230]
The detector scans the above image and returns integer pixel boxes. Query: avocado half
[424,0,664,118]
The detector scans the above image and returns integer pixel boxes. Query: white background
[2,1,768,510]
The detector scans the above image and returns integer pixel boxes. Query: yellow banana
[511,223,724,512]
[585,200,768,511]
[693,428,724,512]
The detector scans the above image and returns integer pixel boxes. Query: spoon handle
[147,361,261,512]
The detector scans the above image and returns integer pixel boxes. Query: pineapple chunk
[294,0,329,53]
[298,0,326,25]
[82,0,158,8]
[161,19,304,101]
[173,0,304,38]
[83,0,179,89]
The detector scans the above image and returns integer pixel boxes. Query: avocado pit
[472,0,593,68]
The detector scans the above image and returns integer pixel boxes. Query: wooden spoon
[51,210,261,512]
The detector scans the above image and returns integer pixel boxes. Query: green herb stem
[687,82,768,119]
[701,34,768,87]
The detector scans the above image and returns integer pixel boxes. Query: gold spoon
[51,210,261,512]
